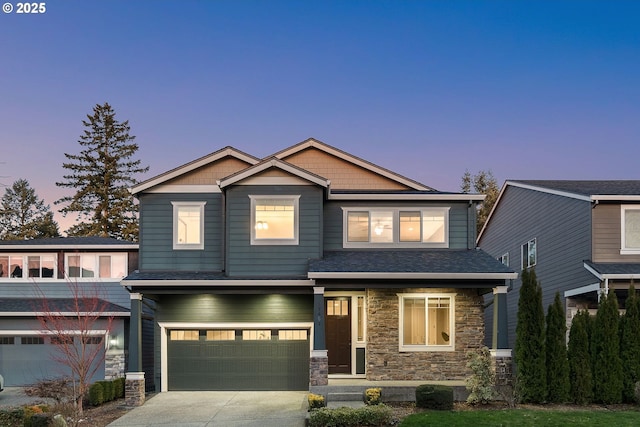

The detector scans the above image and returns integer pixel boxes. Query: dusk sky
[1,1,638,233]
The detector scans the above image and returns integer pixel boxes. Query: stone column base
[310,350,328,386]
[125,372,145,406]
[490,349,513,387]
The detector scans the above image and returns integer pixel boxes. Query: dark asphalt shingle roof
[0,298,129,313]
[511,180,640,197]
[584,261,640,276]
[309,250,515,274]
[0,237,137,246]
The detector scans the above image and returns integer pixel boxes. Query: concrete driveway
[107,391,309,427]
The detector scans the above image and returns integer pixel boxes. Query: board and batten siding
[478,185,594,349]
[138,192,223,272]
[592,203,640,263]
[225,185,323,277]
[322,200,472,250]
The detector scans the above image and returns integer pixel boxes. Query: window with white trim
[250,195,300,245]
[0,254,56,279]
[521,238,537,269]
[621,206,640,254]
[398,293,455,352]
[499,253,509,266]
[66,253,127,279]
[343,208,449,248]
[172,202,206,250]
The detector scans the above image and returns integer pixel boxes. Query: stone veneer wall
[105,350,126,379]
[366,288,485,381]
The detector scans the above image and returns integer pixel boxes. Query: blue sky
[1,1,639,232]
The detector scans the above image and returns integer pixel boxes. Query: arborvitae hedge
[515,268,546,403]
[545,292,570,403]
[620,284,640,403]
[592,290,623,404]
[568,310,593,405]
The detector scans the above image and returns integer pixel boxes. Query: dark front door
[325,298,351,374]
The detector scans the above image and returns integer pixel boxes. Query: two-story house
[123,138,516,398]
[0,237,146,386]
[478,180,640,349]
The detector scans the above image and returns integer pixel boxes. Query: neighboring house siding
[479,185,593,348]
[366,287,482,381]
[592,203,640,263]
[225,185,323,277]
[138,192,223,272]
[322,201,471,251]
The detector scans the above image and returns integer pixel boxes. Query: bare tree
[34,280,114,417]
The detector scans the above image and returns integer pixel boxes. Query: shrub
[364,387,382,405]
[568,310,593,405]
[308,393,326,410]
[546,292,570,403]
[415,384,454,410]
[466,346,496,404]
[89,382,104,406]
[23,405,50,427]
[308,404,392,427]
[592,290,623,404]
[113,377,126,399]
[0,408,24,427]
[101,380,116,402]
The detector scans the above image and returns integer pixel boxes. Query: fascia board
[329,193,484,201]
[0,245,138,250]
[219,159,329,188]
[307,272,518,280]
[121,279,314,287]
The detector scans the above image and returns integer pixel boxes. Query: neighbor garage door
[167,328,309,390]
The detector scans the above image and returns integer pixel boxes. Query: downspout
[218,180,226,273]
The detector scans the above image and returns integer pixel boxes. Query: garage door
[167,328,309,391]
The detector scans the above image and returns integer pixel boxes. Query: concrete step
[327,391,363,402]
[327,400,366,409]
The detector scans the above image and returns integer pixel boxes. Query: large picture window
[0,255,56,279]
[66,254,127,279]
[344,207,449,248]
[398,293,454,352]
[250,195,300,245]
[172,202,206,250]
[622,206,640,254]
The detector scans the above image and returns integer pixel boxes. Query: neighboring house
[123,138,516,394]
[0,237,143,386]
[478,180,640,349]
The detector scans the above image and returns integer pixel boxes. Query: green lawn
[399,408,640,426]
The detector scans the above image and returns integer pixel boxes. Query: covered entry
[166,326,310,390]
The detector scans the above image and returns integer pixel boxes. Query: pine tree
[568,310,593,405]
[515,268,547,403]
[592,290,623,404]
[545,292,570,403]
[460,169,499,235]
[0,178,60,240]
[620,284,640,403]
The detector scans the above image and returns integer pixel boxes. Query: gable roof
[218,157,330,188]
[0,236,138,250]
[130,146,260,194]
[270,138,434,191]
[477,180,640,242]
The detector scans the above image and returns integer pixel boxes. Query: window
[170,330,199,341]
[0,255,57,279]
[51,335,74,345]
[66,254,127,279]
[0,337,15,345]
[499,253,509,266]
[278,330,308,340]
[21,337,44,345]
[172,201,206,250]
[622,206,640,254]
[250,196,300,245]
[242,330,271,340]
[206,330,235,341]
[343,208,449,248]
[82,336,103,345]
[398,293,455,352]
[521,238,537,269]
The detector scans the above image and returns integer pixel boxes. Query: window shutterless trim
[172,201,206,250]
[249,195,300,246]
[621,205,640,255]
[397,293,456,352]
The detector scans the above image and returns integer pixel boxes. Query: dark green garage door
[167,328,309,390]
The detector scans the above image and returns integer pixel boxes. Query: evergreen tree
[55,102,148,241]
[545,292,570,403]
[0,178,60,240]
[460,169,499,235]
[620,284,640,403]
[515,268,547,403]
[592,290,623,404]
[568,310,593,405]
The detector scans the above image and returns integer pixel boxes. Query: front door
[325,298,351,374]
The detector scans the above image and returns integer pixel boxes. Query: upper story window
[398,293,455,352]
[499,253,509,266]
[172,201,206,250]
[66,253,127,279]
[621,206,640,254]
[343,207,449,248]
[0,254,56,279]
[250,195,300,245]
[521,238,537,269]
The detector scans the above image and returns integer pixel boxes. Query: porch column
[125,293,145,406]
[491,285,513,388]
[310,286,328,386]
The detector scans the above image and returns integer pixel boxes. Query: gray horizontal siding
[0,281,130,308]
[139,193,223,272]
[323,201,472,250]
[479,185,593,348]
[225,186,323,277]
